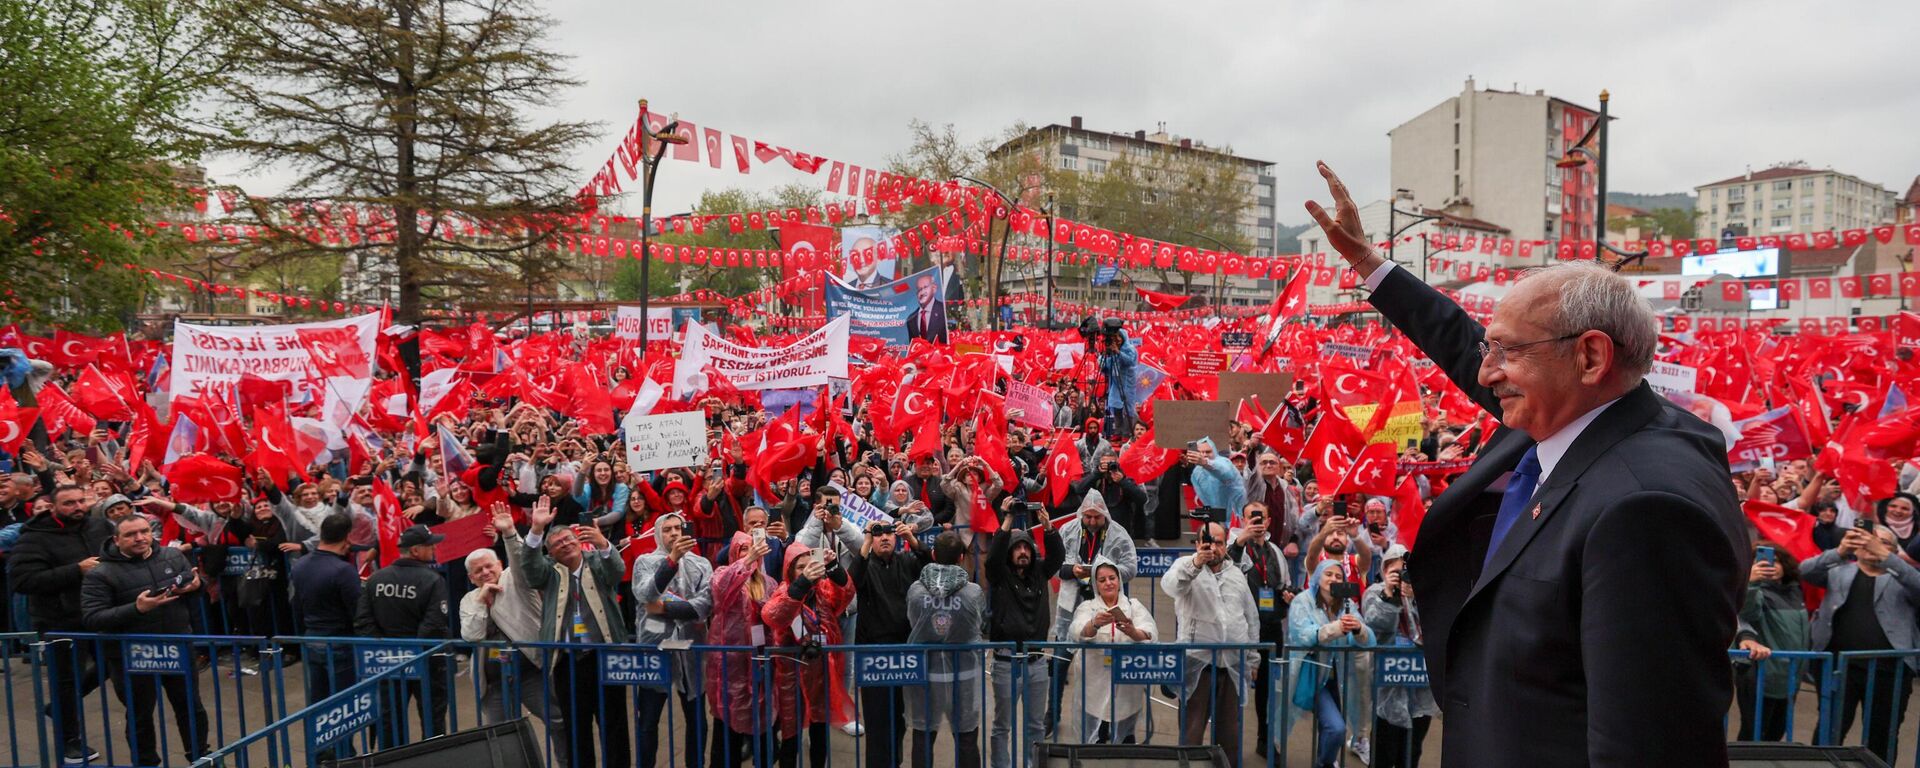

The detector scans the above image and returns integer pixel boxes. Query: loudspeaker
[323,718,542,768]
[1727,743,1890,767]
[1034,743,1230,768]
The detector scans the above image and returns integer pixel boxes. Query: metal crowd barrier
[7,635,1920,767]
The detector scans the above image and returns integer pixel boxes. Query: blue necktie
[1484,446,1542,570]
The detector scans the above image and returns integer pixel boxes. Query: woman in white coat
[1064,555,1157,743]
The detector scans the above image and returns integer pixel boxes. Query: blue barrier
[1727,648,1834,745]
[190,641,454,768]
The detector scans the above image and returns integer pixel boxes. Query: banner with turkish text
[674,315,849,392]
[168,313,379,402]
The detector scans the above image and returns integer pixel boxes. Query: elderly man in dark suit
[1305,162,1748,768]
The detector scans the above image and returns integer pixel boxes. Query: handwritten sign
[1319,342,1374,367]
[1109,647,1184,685]
[622,411,708,473]
[1375,651,1429,687]
[1006,380,1055,429]
[1217,372,1294,409]
[126,641,191,675]
[828,483,895,531]
[855,650,928,686]
[599,649,672,687]
[1151,401,1235,449]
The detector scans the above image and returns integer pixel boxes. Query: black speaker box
[323,718,542,768]
[1034,742,1230,768]
[1727,742,1890,767]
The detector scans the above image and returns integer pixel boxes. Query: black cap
[397,525,445,549]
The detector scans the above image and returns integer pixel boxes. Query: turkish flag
[1868,274,1894,297]
[0,398,38,452]
[1901,273,1920,298]
[48,330,104,370]
[1260,406,1307,464]
[729,134,751,173]
[1305,407,1366,483]
[1838,277,1863,298]
[1662,281,1682,300]
[1736,236,1757,251]
[1780,279,1802,300]
[1813,231,1836,249]
[1391,475,1427,544]
[1118,425,1182,484]
[1742,499,1820,563]
[1807,278,1833,298]
[373,478,406,566]
[296,326,370,378]
[1044,429,1083,508]
[245,407,308,486]
[1842,229,1868,247]
[1720,282,1745,302]
[1135,287,1193,312]
[166,454,245,504]
[1337,442,1399,496]
[1785,234,1808,250]
[1312,266,1334,286]
[564,364,617,435]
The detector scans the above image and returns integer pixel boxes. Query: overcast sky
[206,0,1920,228]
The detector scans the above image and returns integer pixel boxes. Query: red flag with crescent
[166,454,245,504]
[0,398,38,452]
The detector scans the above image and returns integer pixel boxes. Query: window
[1711,188,1719,201]
[1258,225,1274,240]
[1801,213,1813,227]
[1728,203,1744,216]
[1061,156,1078,171]
[1453,123,1460,144]
[1774,180,1793,192]
[1453,148,1460,170]
[1086,158,1107,174]
[1772,216,1790,229]
[1454,175,1462,195]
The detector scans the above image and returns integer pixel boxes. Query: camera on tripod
[1078,317,1125,349]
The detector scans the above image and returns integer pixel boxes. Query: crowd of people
[2,300,1919,768]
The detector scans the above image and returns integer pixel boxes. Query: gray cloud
[206,0,1920,230]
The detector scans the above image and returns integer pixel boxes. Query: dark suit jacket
[1371,266,1749,768]
[906,301,948,343]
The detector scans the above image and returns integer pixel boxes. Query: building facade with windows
[1389,77,1603,245]
[987,117,1279,312]
[1694,164,1897,239]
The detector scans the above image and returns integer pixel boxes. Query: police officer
[355,525,451,745]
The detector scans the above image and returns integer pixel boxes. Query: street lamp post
[1181,230,1237,318]
[957,175,1043,331]
[635,99,686,350]
[1387,195,1442,281]
[1557,90,1648,272]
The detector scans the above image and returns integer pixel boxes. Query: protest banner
[169,313,378,402]
[674,315,849,392]
[1006,380,1055,428]
[429,513,495,565]
[613,306,672,341]
[1342,402,1425,447]
[825,267,943,349]
[1151,400,1236,449]
[622,410,709,472]
[1187,351,1228,376]
[828,482,895,530]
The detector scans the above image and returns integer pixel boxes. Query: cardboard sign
[1216,372,1294,410]
[1109,647,1184,685]
[599,649,672,687]
[828,482,895,530]
[1187,352,1228,376]
[125,641,191,675]
[1006,380,1056,429]
[1375,651,1429,687]
[1319,342,1373,366]
[622,411,709,473]
[1150,401,1236,449]
[307,690,377,755]
[855,650,928,686]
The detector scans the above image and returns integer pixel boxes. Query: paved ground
[2,573,1916,767]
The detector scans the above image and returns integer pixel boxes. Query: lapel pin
[1530,504,1542,520]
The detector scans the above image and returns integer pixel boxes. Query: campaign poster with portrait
[825,267,948,348]
[838,225,899,290]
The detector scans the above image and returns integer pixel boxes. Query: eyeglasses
[1476,333,1581,368]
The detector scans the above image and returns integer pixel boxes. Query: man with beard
[1045,495,1137,738]
[80,515,212,764]
[1307,508,1374,590]
[1163,522,1259,768]
[985,500,1064,768]
[8,484,112,763]
[629,513,712,768]
[850,516,925,768]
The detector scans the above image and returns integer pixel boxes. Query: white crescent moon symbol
[0,421,20,446]
[1335,374,1362,396]
[260,426,286,454]
[206,475,240,500]
[1844,392,1869,409]
[62,340,82,358]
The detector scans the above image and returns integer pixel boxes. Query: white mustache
[1493,388,1524,399]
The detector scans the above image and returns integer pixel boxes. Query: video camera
[1189,506,1227,544]
[1008,500,1046,529]
[1078,317,1126,350]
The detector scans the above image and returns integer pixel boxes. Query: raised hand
[491,502,515,535]
[529,497,555,531]
[1304,162,1385,276]
[667,533,696,563]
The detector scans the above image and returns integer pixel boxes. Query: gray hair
[1521,261,1657,380]
[464,548,499,572]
